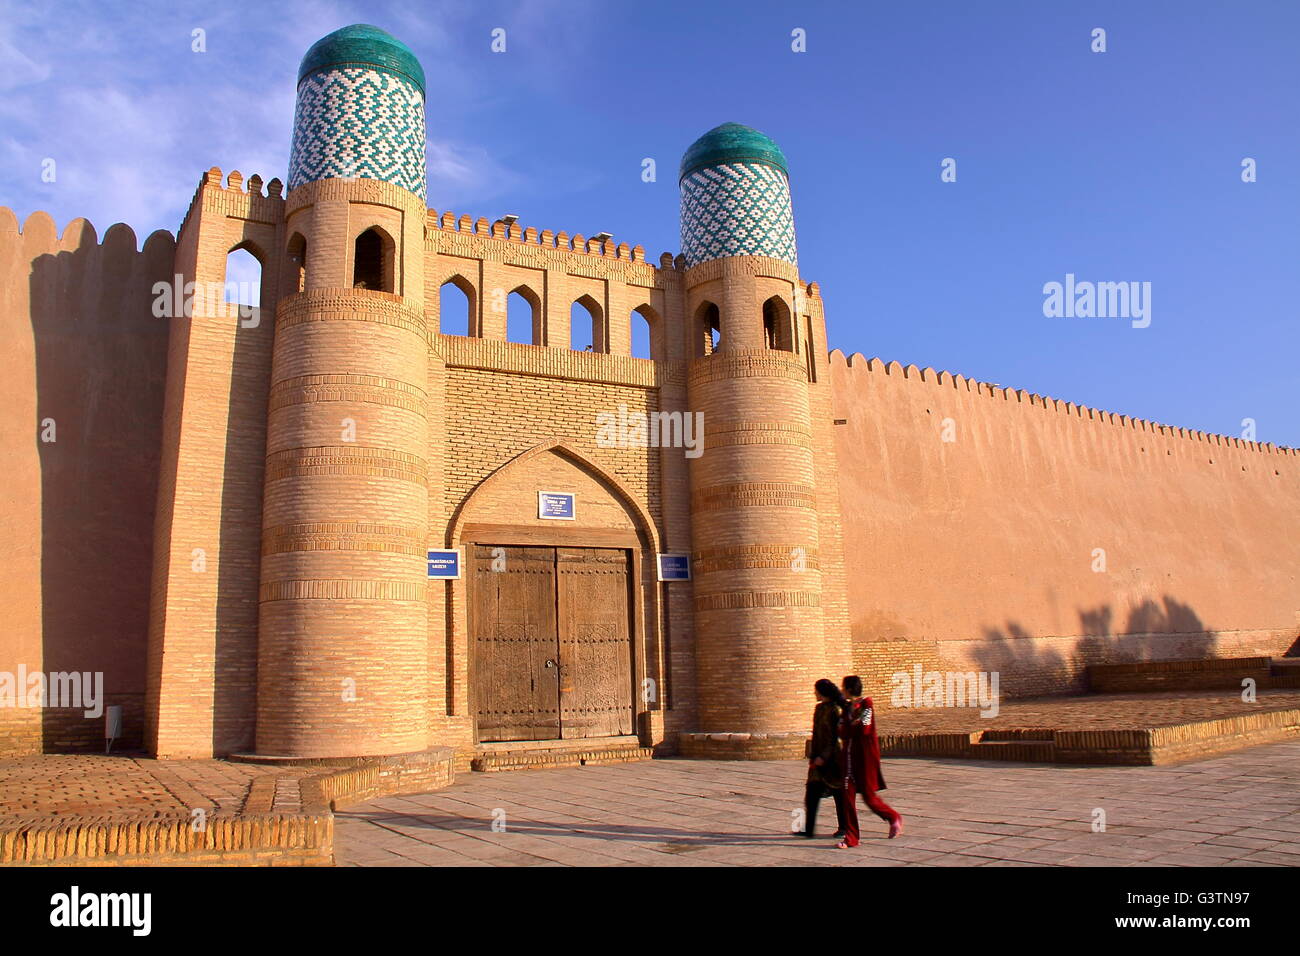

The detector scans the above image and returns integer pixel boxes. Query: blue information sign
[427,549,461,579]
[657,553,692,582]
[538,491,576,520]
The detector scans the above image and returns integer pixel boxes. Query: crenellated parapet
[427,209,648,262]
[177,167,284,248]
[0,205,176,756]
[829,350,1299,459]
[0,206,175,259]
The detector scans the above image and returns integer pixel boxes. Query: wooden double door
[471,544,635,742]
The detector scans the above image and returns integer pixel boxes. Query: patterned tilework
[680,162,798,268]
[288,67,427,201]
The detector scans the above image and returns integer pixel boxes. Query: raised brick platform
[231,746,456,810]
[879,687,1300,766]
[471,737,651,772]
[678,731,810,760]
[1088,656,1300,693]
[0,748,457,866]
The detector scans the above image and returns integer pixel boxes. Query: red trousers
[841,777,900,846]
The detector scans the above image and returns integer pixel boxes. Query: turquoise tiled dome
[679,122,797,268]
[679,123,789,182]
[288,24,428,201]
[298,24,426,96]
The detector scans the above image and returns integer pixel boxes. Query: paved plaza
[334,740,1300,867]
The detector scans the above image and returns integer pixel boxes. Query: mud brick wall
[832,353,1300,700]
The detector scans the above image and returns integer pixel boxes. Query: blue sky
[2,0,1296,445]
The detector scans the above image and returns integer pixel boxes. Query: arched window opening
[223,244,262,323]
[507,287,540,344]
[286,233,307,293]
[439,277,475,336]
[762,296,795,351]
[695,301,721,357]
[631,306,653,360]
[804,315,818,382]
[353,227,394,292]
[571,294,604,352]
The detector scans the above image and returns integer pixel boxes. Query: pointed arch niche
[444,442,664,737]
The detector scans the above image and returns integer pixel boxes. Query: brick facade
[0,25,1296,761]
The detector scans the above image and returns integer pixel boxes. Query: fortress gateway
[1,26,1296,766]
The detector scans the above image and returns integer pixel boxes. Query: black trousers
[803,780,847,836]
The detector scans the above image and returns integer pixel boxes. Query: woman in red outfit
[836,674,903,847]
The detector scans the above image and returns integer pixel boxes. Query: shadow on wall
[30,223,171,752]
[971,596,1217,697]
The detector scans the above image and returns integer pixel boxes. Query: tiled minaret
[680,124,828,753]
[256,25,433,757]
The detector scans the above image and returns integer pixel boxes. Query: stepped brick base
[882,707,1300,766]
[471,737,651,772]
[1088,656,1300,693]
[678,731,811,760]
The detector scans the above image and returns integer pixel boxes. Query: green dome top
[298,24,425,96]
[679,123,789,181]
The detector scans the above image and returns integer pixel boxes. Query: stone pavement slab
[335,740,1300,867]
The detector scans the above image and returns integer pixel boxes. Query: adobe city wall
[3,195,1296,754]
[829,351,1300,700]
[0,209,172,754]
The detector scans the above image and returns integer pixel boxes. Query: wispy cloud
[0,0,566,242]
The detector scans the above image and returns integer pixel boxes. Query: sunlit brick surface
[1,23,1295,768]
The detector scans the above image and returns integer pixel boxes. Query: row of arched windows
[223,239,810,372]
[692,296,800,359]
[437,279,660,359]
[284,227,395,295]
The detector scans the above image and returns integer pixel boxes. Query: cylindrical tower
[256,25,432,757]
[681,123,826,747]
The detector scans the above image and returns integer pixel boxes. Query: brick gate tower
[255,25,433,758]
[680,124,841,756]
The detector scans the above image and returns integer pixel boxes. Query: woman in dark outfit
[803,678,846,839]
[837,674,903,847]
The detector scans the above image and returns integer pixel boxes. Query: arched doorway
[450,443,660,744]
[469,543,634,741]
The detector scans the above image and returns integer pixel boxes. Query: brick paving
[334,740,1300,867]
[0,755,304,826]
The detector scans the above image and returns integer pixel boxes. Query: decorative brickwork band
[276,290,427,338]
[431,229,656,285]
[262,521,426,556]
[691,481,817,511]
[694,590,822,611]
[264,445,428,484]
[702,420,812,449]
[284,175,426,216]
[688,349,808,385]
[438,334,669,388]
[259,579,426,602]
[682,255,801,286]
[693,545,821,573]
[268,374,428,414]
